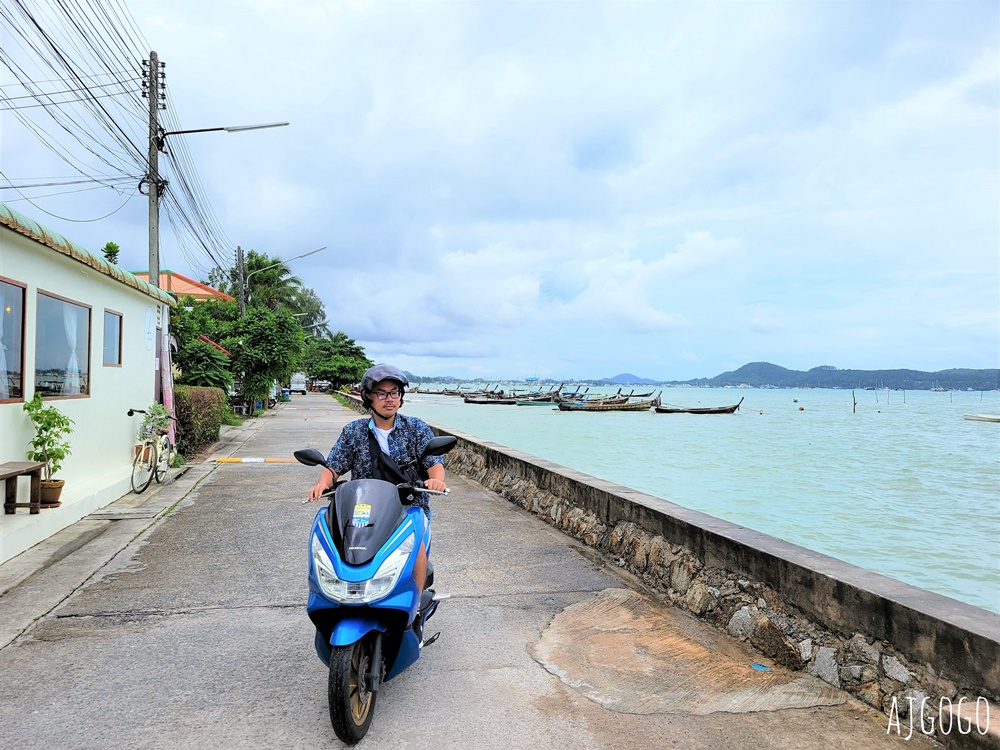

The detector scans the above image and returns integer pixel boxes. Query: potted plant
[23,393,75,507]
[135,402,171,459]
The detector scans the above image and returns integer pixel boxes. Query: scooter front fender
[330,617,386,647]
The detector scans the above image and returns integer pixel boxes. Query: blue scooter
[294,436,456,744]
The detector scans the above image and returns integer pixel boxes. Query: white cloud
[3,0,997,379]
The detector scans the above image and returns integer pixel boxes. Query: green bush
[174,385,227,457]
[176,339,234,393]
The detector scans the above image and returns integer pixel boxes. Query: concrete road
[0,394,936,749]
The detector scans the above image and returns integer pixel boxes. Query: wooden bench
[1,461,46,515]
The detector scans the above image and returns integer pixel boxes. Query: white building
[0,201,176,564]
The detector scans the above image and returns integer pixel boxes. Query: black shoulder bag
[366,429,417,487]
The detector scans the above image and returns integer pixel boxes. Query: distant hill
[678,363,1000,391]
[406,363,999,390]
[599,373,659,385]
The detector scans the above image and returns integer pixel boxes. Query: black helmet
[360,364,408,409]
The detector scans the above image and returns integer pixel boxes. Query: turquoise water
[402,387,1000,614]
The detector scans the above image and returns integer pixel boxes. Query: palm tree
[292,288,332,338]
[244,250,303,311]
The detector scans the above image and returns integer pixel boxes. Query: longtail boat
[557,393,661,412]
[654,397,744,414]
[515,384,565,405]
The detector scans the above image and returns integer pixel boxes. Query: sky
[2,0,998,381]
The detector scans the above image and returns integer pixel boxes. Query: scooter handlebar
[395,482,450,496]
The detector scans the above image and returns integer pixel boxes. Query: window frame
[103,308,123,367]
[35,289,92,401]
[0,275,27,404]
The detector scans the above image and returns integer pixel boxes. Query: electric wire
[0,0,238,275]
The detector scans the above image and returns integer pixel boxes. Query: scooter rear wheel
[329,635,378,744]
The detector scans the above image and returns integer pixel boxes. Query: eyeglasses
[373,389,401,401]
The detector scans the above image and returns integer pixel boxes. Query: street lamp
[240,246,327,316]
[146,117,289,292]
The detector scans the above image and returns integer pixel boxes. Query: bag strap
[366,427,411,486]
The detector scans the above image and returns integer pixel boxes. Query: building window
[35,291,91,397]
[103,309,122,366]
[0,277,26,402]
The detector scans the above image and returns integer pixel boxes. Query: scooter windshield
[327,479,408,566]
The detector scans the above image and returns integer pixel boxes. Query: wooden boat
[963,413,1000,422]
[654,397,744,415]
[464,396,517,405]
[557,393,661,412]
[515,384,565,405]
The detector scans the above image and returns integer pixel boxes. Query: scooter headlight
[312,534,350,601]
[311,531,415,603]
[365,531,415,602]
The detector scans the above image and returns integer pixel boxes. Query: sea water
[402,387,1000,614]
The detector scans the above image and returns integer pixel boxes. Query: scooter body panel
[306,480,433,680]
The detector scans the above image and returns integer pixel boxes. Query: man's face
[370,378,402,417]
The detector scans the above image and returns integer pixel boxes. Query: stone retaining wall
[339,393,999,742]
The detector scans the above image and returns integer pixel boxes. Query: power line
[0,0,239,274]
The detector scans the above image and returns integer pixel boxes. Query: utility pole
[143,51,166,289]
[236,245,246,316]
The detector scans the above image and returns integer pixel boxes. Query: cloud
[2,0,997,379]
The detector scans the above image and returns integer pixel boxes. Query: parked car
[290,372,308,395]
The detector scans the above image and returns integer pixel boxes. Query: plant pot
[40,479,64,507]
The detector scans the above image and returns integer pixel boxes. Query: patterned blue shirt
[325,414,443,512]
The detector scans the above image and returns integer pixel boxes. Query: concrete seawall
[339,393,999,740]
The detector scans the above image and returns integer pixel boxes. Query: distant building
[131,270,233,302]
[0,201,175,564]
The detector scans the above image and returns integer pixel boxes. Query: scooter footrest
[423,632,441,647]
[432,592,451,601]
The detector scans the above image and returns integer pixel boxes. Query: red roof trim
[198,334,231,356]
[169,271,235,301]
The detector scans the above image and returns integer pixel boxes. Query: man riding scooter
[307,364,447,606]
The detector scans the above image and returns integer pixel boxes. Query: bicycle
[127,407,176,493]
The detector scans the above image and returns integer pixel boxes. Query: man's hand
[423,478,447,492]
[306,481,329,502]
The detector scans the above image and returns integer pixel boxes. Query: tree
[102,241,120,265]
[223,307,305,403]
[244,250,303,311]
[302,331,372,388]
[170,296,239,347]
[175,339,234,393]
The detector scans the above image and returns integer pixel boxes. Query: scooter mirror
[421,436,457,458]
[293,448,328,466]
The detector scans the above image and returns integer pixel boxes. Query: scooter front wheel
[329,635,378,744]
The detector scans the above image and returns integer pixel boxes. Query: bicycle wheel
[154,435,173,483]
[131,442,155,493]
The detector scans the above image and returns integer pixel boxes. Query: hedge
[174,385,227,457]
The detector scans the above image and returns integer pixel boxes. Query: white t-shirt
[372,425,392,455]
